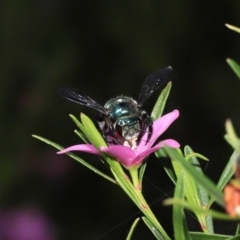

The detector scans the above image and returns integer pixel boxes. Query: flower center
[123,138,138,150]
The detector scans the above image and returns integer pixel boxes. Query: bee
[58,66,172,149]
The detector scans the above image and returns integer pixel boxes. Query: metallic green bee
[58,66,172,149]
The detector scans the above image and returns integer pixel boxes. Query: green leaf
[173,172,191,240]
[142,217,165,240]
[226,59,240,80]
[126,218,140,240]
[155,147,177,184]
[164,147,224,206]
[163,165,177,184]
[79,113,107,147]
[74,130,89,143]
[155,148,167,158]
[32,135,116,184]
[225,24,240,33]
[225,119,240,154]
[217,151,239,190]
[69,113,83,129]
[184,146,213,233]
[163,149,186,186]
[190,232,232,240]
[69,113,107,148]
[185,152,209,162]
[227,235,240,240]
[209,150,238,206]
[151,81,172,120]
[235,223,240,235]
[164,198,239,220]
[169,148,186,184]
[139,163,147,189]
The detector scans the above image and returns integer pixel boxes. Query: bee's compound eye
[118,120,125,126]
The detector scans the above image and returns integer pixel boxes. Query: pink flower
[58,110,180,167]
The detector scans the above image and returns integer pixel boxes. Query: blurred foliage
[0,0,240,239]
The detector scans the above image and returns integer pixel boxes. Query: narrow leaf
[142,217,165,240]
[190,232,231,240]
[225,119,240,154]
[151,82,172,120]
[163,166,177,184]
[74,130,89,143]
[209,150,238,206]
[173,172,191,240]
[155,148,177,183]
[69,114,84,129]
[235,223,240,235]
[227,235,240,240]
[225,24,240,33]
[164,147,224,206]
[80,113,107,147]
[166,148,185,184]
[185,153,209,161]
[226,58,240,79]
[139,163,147,189]
[126,218,140,240]
[32,135,116,184]
[164,198,240,220]
[184,146,213,233]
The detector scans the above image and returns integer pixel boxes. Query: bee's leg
[96,114,105,132]
[139,111,153,143]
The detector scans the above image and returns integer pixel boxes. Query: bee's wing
[137,66,172,107]
[58,88,108,115]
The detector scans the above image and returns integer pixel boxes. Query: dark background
[1,1,240,239]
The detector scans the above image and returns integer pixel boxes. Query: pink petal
[138,110,179,151]
[137,130,149,150]
[57,144,100,155]
[133,145,163,164]
[134,139,180,165]
[101,145,136,166]
[153,139,180,149]
[143,110,179,150]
